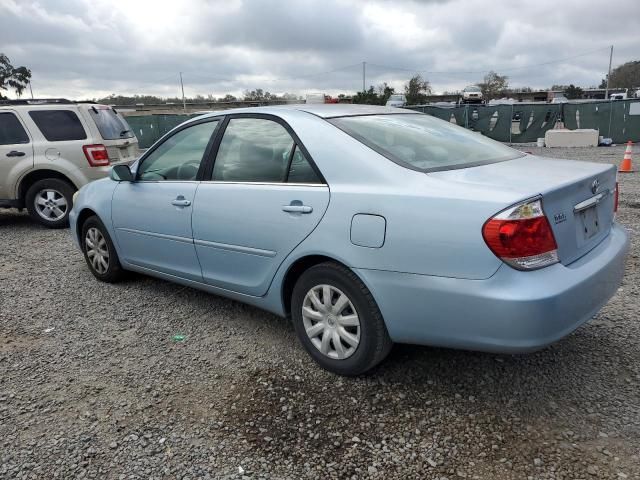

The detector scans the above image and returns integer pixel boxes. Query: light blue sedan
[70,105,629,375]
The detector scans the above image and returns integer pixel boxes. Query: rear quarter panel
[276,110,525,280]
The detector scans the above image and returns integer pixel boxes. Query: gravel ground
[1,145,639,480]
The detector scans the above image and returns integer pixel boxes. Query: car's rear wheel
[291,262,392,376]
[81,215,124,283]
[25,178,75,228]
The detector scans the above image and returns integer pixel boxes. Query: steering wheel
[176,160,201,180]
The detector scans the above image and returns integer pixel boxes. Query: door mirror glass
[110,164,134,182]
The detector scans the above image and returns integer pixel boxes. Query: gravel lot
[1,145,639,480]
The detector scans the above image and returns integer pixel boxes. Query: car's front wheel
[291,262,392,376]
[25,178,75,228]
[81,216,125,283]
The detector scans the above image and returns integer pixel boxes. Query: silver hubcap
[35,189,68,221]
[85,227,109,274]
[302,285,361,360]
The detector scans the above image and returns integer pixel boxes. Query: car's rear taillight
[83,144,110,167]
[482,198,559,271]
[614,182,619,214]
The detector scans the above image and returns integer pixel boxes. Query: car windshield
[89,107,135,140]
[389,95,405,101]
[465,86,481,92]
[330,114,524,171]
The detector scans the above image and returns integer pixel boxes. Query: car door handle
[6,151,26,157]
[171,196,191,207]
[282,204,313,214]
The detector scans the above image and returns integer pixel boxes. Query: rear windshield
[89,107,135,140]
[330,113,523,172]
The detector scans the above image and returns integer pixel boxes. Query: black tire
[25,178,75,228]
[81,215,125,283]
[291,262,392,376]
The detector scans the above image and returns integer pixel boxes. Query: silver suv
[0,99,138,227]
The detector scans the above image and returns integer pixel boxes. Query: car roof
[197,103,415,120]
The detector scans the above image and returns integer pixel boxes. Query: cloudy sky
[0,0,637,100]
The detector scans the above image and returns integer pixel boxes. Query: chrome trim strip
[574,191,608,213]
[193,238,277,257]
[117,227,193,244]
[201,181,328,187]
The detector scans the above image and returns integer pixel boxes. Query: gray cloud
[0,0,637,99]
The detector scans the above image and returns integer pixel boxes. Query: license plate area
[578,205,600,242]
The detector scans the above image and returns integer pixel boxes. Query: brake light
[614,182,619,213]
[83,144,110,167]
[482,198,559,270]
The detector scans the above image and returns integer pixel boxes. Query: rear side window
[29,110,87,141]
[89,107,135,140]
[212,118,295,182]
[287,146,322,184]
[0,112,29,145]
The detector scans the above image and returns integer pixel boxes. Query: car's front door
[192,115,330,296]
[0,111,33,201]
[111,119,220,281]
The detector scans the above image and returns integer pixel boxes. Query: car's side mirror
[110,164,134,182]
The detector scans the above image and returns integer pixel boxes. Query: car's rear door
[111,119,220,281]
[192,114,329,296]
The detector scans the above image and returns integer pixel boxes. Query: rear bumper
[356,223,629,353]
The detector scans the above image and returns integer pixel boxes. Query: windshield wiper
[119,129,132,137]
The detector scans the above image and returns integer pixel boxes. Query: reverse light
[482,198,559,271]
[83,144,110,167]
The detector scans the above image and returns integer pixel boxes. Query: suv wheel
[25,178,75,228]
[81,215,125,283]
[291,262,393,376]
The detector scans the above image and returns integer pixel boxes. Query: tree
[607,61,640,89]
[404,74,431,105]
[377,82,395,105]
[478,71,509,101]
[0,54,32,99]
[219,94,237,102]
[352,86,380,105]
[564,84,584,99]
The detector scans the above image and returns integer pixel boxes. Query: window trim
[201,113,327,185]
[0,111,31,145]
[134,117,223,182]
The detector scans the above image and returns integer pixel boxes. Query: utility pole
[179,72,186,113]
[28,81,34,99]
[362,61,366,92]
[605,45,613,100]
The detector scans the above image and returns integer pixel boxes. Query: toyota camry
[70,104,629,375]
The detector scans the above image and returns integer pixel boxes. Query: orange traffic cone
[619,141,635,173]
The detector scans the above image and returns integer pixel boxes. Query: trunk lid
[429,155,617,265]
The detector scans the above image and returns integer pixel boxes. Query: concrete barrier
[544,129,599,148]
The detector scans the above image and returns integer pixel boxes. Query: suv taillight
[614,182,619,214]
[482,198,559,271]
[83,144,110,167]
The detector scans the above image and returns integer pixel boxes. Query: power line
[365,47,611,76]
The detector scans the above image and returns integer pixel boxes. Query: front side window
[137,120,219,181]
[0,112,30,145]
[330,114,523,171]
[212,118,296,182]
[29,110,87,141]
[89,107,135,140]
